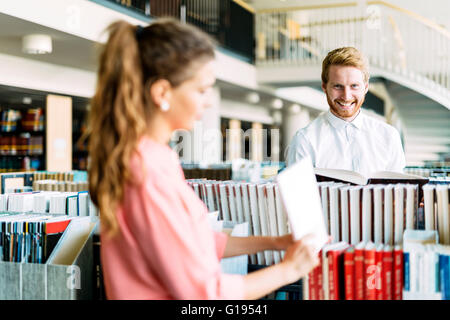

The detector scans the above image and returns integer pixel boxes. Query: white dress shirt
[286,110,406,176]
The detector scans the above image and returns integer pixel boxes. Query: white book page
[276,156,328,253]
[384,185,394,246]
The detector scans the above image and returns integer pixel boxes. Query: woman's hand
[281,234,320,283]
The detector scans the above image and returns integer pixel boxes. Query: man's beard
[327,94,365,120]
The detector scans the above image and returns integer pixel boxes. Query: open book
[314,167,429,186]
[276,156,328,253]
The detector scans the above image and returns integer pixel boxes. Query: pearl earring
[160,101,170,112]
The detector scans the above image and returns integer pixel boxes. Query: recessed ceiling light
[22,97,32,104]
[271,98,283,110]
[290,104,301,114]
[246,92,260,104]
[22,34,52,54]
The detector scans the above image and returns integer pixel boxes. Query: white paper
[276,156,328,253]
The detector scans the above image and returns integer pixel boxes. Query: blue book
[404,252,410,291]
[440,253,450,300]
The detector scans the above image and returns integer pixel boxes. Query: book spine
[317,252,324,300]
[344,250,355,300]
[382,251,393,300]
[404,252,410,293]
[354,247,365,300]
[364,248,377,300]
[375,249,384,300]
[308,267,317,300]
[439,254,449,300]
[393,246,403,300]
[328,251,337,300]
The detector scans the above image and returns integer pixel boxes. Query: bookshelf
[72,103,89,171]
[0,104,46,172]
[0,84,91,172]
[188,177,450,300]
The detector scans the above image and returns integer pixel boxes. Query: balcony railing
[100,0,255,62]
[255,0,450,100]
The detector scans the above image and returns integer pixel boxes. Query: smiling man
[286,47,405,175]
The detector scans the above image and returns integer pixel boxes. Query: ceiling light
[22,97,32,104]
[22,34,52,54]
[290,104,301,114]
[271,98,283,110]
[246,92,260,104]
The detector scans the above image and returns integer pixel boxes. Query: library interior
[0,0,449,301]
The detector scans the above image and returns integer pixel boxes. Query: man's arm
[286,130,314,167]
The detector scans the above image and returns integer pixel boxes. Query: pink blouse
[100,137,245,299]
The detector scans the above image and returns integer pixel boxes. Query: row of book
[189,177,449,259]
[0,109,21,132]
[317,182,420,246]
[423,184,450,245]
[21,108,45,132]
[33,171,87,182]
[0,171,88,194]
[183,167,232,181]
[32,180,89,192]
[303,230,450,300]
[0,135,44,156]
[0,108,44,132]
[0,156,41,173]
[0,213,98,300]
[405,166,450,178]
[305,241,404,300]
[188,179,289,266]
[0,212,72,263]
[403,231,450,300]
[0,191,98,217]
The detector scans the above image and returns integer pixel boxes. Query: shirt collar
[326,109,364,130]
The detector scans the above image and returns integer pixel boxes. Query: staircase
[254,0,450,166]
[384,80,450,166]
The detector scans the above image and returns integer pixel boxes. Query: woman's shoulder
[130,136,180,179]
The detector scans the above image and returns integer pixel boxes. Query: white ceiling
[0,12,99,72]
[0,11,315,113]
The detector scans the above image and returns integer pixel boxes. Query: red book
[375,244,384,300]
[327,243,349,300]
[382,245,394,300]
[44,218,72,234]
[354,242,366,300]
[344,246,355,300]
[393,245,403,300]
[308,267,317,300]
[317,251,324,300]
[364,242,377,300]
